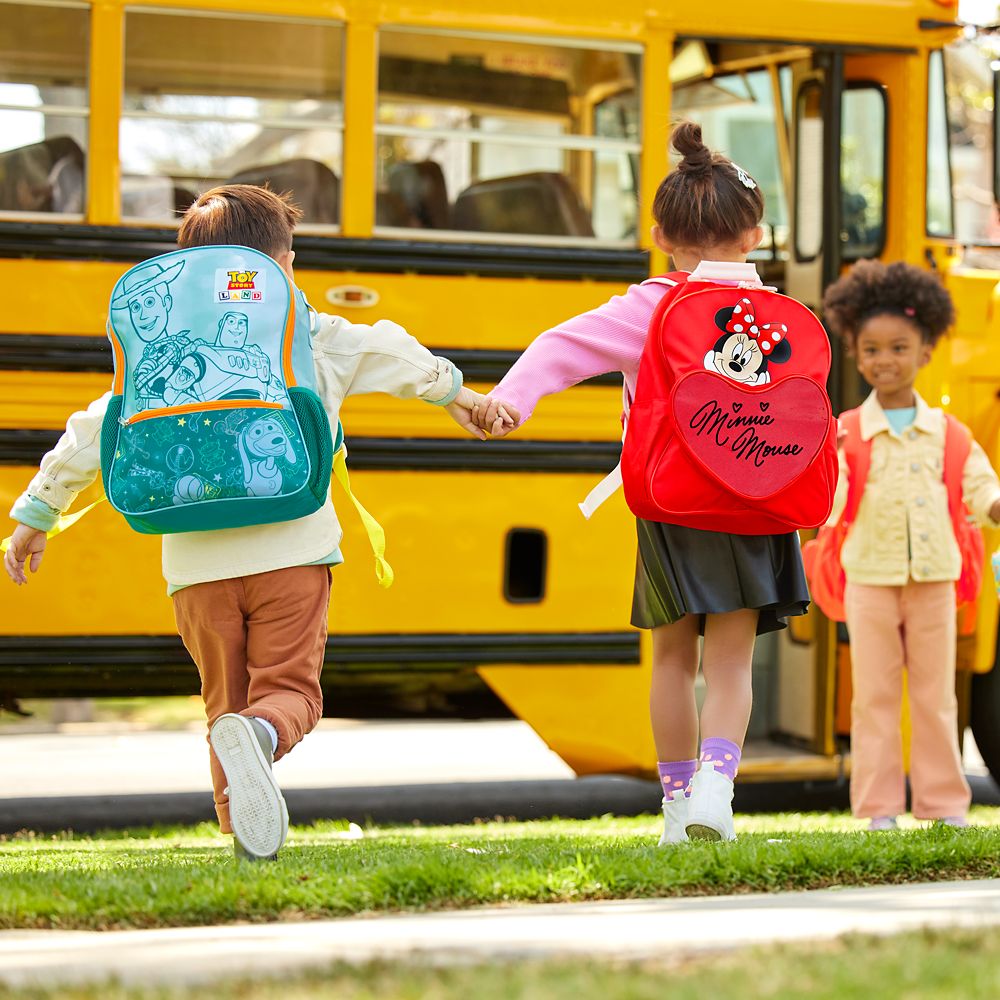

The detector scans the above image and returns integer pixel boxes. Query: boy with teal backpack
[3,184,499,861]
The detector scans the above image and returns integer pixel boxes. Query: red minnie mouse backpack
[621,275,838,534]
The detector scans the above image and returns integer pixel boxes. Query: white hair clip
[733,165,757,190]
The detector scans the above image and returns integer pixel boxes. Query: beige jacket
[12,313,461,589]
[828,391,1000,585]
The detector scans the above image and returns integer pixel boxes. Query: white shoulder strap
[578,462,623,520]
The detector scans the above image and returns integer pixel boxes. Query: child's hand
[472,396,521,439]
[989,498,1000,524]
[444,387,508,441]
[3,525,47,585]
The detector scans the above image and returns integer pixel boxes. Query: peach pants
[173,565,331,832]
[845,580,970,820]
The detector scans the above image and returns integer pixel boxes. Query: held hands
[3,524,47,585]
[444,387,517,441]
[471,396,522,439]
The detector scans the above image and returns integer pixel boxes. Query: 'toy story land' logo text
[214,268,267,303]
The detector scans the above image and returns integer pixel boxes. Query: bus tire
[970,665,1000,790]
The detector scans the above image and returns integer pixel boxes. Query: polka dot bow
[725,298,787,356]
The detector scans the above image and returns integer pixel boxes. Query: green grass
[4,927,1000,999]
[0,697,204,730]
[2,809,999,930]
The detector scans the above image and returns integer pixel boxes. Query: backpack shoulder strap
[332,445,393,589]
[641,271,687,288]
[943,413,972,523]
[840,408,870,525]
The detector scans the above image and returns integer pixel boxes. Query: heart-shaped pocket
[671,371,830,499]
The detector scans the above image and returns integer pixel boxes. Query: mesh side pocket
[290,387,334,505]
[100,395,124,501]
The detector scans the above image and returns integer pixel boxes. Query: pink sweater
[494,261,767,427]
[493,281,671,426]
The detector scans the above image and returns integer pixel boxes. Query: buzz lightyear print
[188,311,286,403]
[131,310,286,410]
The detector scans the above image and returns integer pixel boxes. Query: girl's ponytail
[652,120,764,249]
[672,122,714,179]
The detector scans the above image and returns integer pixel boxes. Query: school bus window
[678,67,790,258]
[841,86,886,260]
[941,38,995,246]
[121,10,343,225]
[0,0,88,217]
[375,28,641,243]
[593,91,640,240]
[927,50,954,238]
[794,81,824,262]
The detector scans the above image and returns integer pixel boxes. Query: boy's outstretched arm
[312,315,510,438]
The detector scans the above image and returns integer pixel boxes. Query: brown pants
[173,565,331,832]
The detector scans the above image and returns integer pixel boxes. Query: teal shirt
[883,405,917,558]
[884,406,916,435]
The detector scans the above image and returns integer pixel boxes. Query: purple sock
[700,737,741,783]
[658,759,697,799]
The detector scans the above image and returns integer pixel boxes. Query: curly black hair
[821,259,955,351]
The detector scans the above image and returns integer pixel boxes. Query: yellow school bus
[3,0,999,786]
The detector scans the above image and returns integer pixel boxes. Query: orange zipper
[123,399,282,426]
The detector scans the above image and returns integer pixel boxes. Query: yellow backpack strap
[1,496,106,553]
[332,446,394,588]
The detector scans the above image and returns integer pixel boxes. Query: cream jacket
[828,391,1000,585]
[12,313,461,589]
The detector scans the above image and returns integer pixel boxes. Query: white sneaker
[868,816,898,832]
[658,789,689,845]
[685,765,736,842]
[210,713,288,860]
[936,816,968,829]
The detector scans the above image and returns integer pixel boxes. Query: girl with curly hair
[822,259,1000,831]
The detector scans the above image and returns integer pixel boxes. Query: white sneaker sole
[210,714,288,859]
[685,815,735,842]
[685,822,723,842]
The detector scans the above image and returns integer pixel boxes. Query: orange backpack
[802,408,984,623]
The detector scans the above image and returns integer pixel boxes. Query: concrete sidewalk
[1,879,998,989]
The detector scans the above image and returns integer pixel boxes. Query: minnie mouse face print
[704,297,792,385]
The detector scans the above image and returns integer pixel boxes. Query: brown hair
[177,184,303,258]
[652,121,764,248]
[822,259,955,351]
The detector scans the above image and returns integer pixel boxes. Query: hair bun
[671,121,713,178]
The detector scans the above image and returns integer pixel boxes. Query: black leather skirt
[630,518,810,636]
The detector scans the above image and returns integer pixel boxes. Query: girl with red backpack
[473,122,836,843]
[819,261,1000,832]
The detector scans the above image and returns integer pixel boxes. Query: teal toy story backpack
[100,246,335,534]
